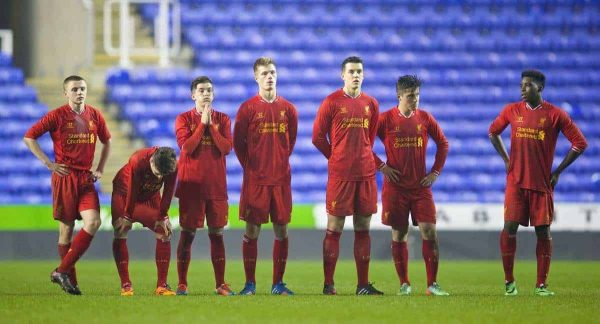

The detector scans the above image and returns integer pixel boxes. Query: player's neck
[68,102,85,114]
[526,97,543,108]
[259,89,277,103]
[343,87,361,98]
[397,104,413,117]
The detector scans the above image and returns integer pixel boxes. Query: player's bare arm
[550,149,584,188]
[489,134,510,173]
[23,137,70,176]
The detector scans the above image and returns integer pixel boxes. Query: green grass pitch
[0,260,597,323]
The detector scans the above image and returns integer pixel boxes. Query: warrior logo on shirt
[257,112,265,119]
[66,122,74,129]
[340,107,348,114]
[516,116,524,123]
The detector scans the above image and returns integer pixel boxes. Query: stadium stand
[104,0,599,203]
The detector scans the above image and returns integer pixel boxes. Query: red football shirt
[174,108,232,200]
[233,95,298,186]
[374,108,449,189]
[112,147,177,219]
[312,89,379,181]
[489,101,587,192]
[24,104,111,171]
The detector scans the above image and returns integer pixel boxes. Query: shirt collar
[525,101,543,110]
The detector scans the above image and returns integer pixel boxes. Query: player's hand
[380,164,401,183]
[550,171,560,189]
[91,170,103,182]
[155,218,172,241]
[115,217,132,234]
[47,162,70,176]
[420,172,439,187]
[201,103,212,125]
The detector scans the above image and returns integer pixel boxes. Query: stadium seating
[104,0,600,203]
[0,54,55,204]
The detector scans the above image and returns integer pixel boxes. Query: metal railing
[0,29,13,57]
[103,0,181,68]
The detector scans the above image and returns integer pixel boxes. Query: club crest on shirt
[214,123,219,130]
[516,116,524,123]
[417,124,422,132]
[364,106,370,115]
[280,110,286,120]
[331,201,337,209]
[190,123,196,131]
[538,117,546,127]
[88,120,96,130]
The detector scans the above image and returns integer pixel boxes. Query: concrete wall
[1,230,598,260]
[9,0,93,77]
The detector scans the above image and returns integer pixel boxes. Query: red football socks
[354,230,371,286]
[536,237,553,287]
[209,233,226,288]
[58,243,77,286]
[323,229,341,285]
[57,229,93,274]
[242,235,258,283]
[112,238,131,286]
[155,239,171,287]
[422,239,439,287]
[272,237,289,284]
[392,240,410,285]
[176,231,195,286]
[500,230,517,283]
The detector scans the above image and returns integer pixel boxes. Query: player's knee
[156,232,171,242]
[535,226,551,239]
[503,221,519,235]
[391,227,409,241]
[85,218,101,233]
[420,226,436,240]
[273,224,288,240]
[207,227,223,236]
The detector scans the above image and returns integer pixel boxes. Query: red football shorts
[326,178,377,217]
[239,182,291,225]
[51,170,99,223]
[504,185,554,227]
[178,195,228,229]
[111,192,161,229]
[381,185,436,227]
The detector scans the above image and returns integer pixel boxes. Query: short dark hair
[521,69,545,89]
[341,56,363,71]
[190,76,213,92]
[152,147,177,175]
[63,75,86,89]
[253,57,276,73]
[396,75,422,94]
